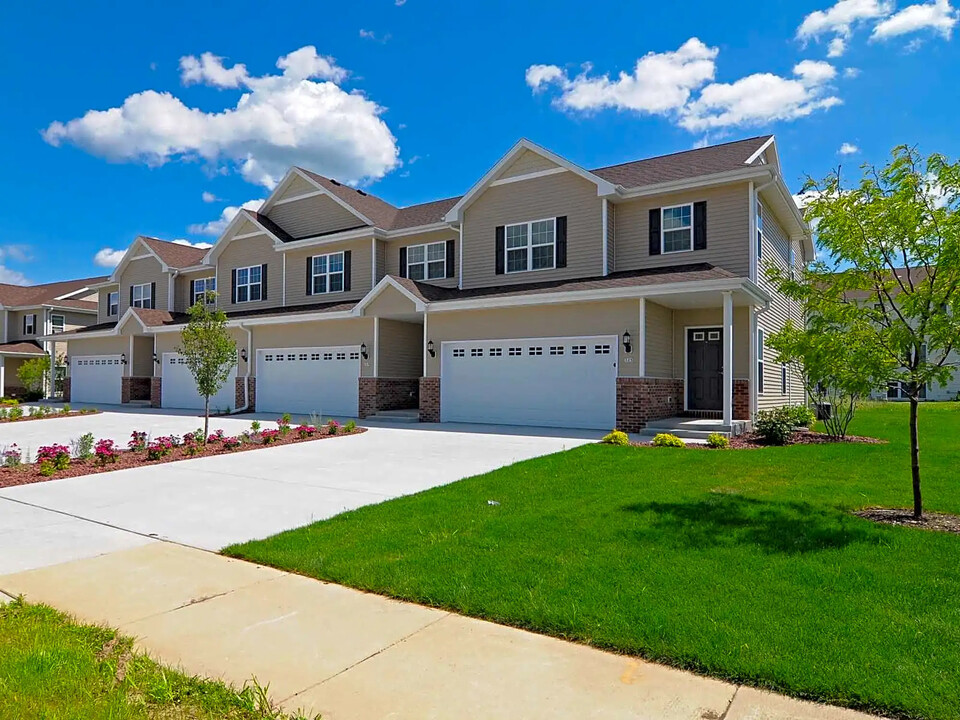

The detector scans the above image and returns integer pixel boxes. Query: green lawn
[225,403,960,720]
[0,598,315,719]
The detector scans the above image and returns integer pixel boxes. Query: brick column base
[734,379,750,420]
[419,377,440,423]
[616,377,684,433]
[150,377,162,408]
[62,378,71,403]
[359,378,420,418]
[121,377,131,404]
[121,377,151,403]
[235,377,256,411]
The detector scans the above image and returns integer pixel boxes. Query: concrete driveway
[0,408,595,574]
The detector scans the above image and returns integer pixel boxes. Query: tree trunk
[204,396,210,444]
[910,396,922,519]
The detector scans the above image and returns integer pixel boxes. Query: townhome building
[53,135,812,432]
[0,276,105,398]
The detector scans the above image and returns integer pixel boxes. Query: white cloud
[172,238,213,249]
[525,39,718,115]
[359,28,390,42]
[188,199,265,236]
[844,66,862,77]
[797,0,894,54]
[395,0,406,5]
[679,61,841,132]
[43,45,399,189]
[872,0,958,39]
[0,244,33,263]
[839,142,860,154]
[93,247,127,268]
[0,266,30,285]
[828,36,848,56]
[201,191,219,203]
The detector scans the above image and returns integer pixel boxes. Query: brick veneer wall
[234,377,256,411]
[150,377,162,408]
[616,377,684,433]
[121,377,151,403]
[358,378,377,418]
[734,379,750,421]
[419,377,440,423]
[62,378,71,402]
[359,378,419,417]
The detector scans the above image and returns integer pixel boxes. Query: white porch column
[748,306,758,418]
[373,316,380,377]
[637,297,646,377]
[0,356,5,398]
[48,342,56,399]
[722,290,734,426]
[422,312,429,377]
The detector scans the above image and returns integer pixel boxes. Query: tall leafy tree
[771,145,960,518]
[16,355,50,400]
[178,299,237,440]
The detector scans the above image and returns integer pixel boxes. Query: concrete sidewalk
[0,542,879,720]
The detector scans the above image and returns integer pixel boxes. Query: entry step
[366,409,420,424]
[639,416,750,439]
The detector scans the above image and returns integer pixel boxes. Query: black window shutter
[693,201,707,250]
[445,239,455,278]
[22,316,26,335]
[555,216,567,268]
[129,285,134,308]
[150,282,156,309]
[305,256,313,296]
[343,251,352,291]
[399,247,407,278]
[649,208,661,256]
[495,225,505,275]
[231,269,238,304]
[260,264,268,300]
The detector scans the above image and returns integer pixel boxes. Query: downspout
[235,322,252,412]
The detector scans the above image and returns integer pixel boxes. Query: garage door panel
[161,353,236,411]
[440,336,617,429]
[70,355,122,405]
[256,346,359,417]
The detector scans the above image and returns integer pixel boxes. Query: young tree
[16,355,51,400]
[178,299,237,440]
[771,145,960,518]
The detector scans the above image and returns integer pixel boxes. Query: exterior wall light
[120,353,128,366]
[360,342,369,360]
[152,353,159,365]
[427,340,436,358]
[623,331,632,354]
[240,348,248,362]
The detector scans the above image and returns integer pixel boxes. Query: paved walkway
[0,542,879,720]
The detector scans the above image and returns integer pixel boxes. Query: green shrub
[0,398,18,406]
[344,419,357,433]
[38,460,56,477]
[71,433,95,460]
[600,430,630,446]
[707,433,730,449]
[9,406,23,420]
[652,433,686,448]
[755,408,794,445]
[62,403,71,414]
[784,404,816,428]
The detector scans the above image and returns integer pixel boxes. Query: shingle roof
[248,212,296,243]
[0,276,106,309]
[0,341,45,355]
[296,168,402,229]
[139,237,209,269]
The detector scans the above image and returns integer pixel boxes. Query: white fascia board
[613,166,772,201]
[266,167,375,226]
[444,138,616,223]
[40,327,119,341]
[275,226,381,252]
[744,136,777,166]
[384,222,456,239]
[427,278,770,313]
[150,308,359,332]
[354,275,426,314]
[83,280,119,290]
[40,304,98,314]
[176,264,215,274]
[109,238,169,281]
[204,210,282,264]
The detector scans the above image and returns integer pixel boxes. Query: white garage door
[161,353,237,411]
[440,335,618,429]
[70,355,122,405]
[256,346,360,417]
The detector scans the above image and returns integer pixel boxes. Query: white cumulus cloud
[172,239,213,249]
[93,248,127,268]
[797,0,894,43]
[201,191,219,203]
[839,142,860,154]
[828,36,848,56]
[188,199,265,236]
[0,267,30,285]
[43,46,399,189]
[872,0,958,39]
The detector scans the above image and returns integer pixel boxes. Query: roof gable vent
[329,178,342,186]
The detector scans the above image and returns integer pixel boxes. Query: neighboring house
[51,135,812,431]
[0,277,105,398]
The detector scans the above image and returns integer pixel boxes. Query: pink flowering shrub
[182,433,200,456]
[94,439,120,465]
[207,429,225,444]
[222,436,242,450]
[260,429,280,445]
[37,444,71,470]
[295,424,316,439]
[2,445,22,467]
[128,431,147,452]
[146,436,175,461]
[326,419,341,435]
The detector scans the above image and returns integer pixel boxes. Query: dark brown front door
[687,328,722,411]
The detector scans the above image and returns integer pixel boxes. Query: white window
[131,283,152,309]
[51,314,65,333]
[235,265,262,303]
[506,218,556,273]
[661,204,693,254]
[311,252,345,294]
[757,328,765,394]
[107,291,119,316]
[756,199,764,260]
[24,314,36,335]
[192,277,216,306]
[407,242,446,281]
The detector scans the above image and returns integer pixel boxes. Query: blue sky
[0,0,957,284]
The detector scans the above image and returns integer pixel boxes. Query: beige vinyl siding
[98,286,120,324]
[377,319,422,378]
[276,173,318,201]
[425,300,637,377]
[384,231,459,289]
[119,256,167,314]
[132,336,153,377]
[7,310,41,341]
[284,237,373,307]
[234,218,261,236]
[461,172,603,290]
[51,310,95,339]
[65,336,129,376]
[498,149,559,179]
[267,194,366,239]
[606,201,616,273]
[154,327,247,379]
[4,358,28,389]
[250,317,375,378]
[644,301,673,377]
[756,209,806,409]
[216,235,282,313]
[613,182,750,277]
[672,307,750,380]
[362,285,419,317]
[375,239,387,284]
[174,269,218,312]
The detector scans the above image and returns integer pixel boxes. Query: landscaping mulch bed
[0,426,366,489]
[633,429,885,449]
[855,507,960,534]
[0,410,102,424]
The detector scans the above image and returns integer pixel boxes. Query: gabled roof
[296,167,399,228]
[139,237,209,269]
[0,275,106,309]
[0,340,45,356]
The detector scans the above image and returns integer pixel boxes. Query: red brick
[419,377,440,423]
[150,377,162,408]
[616,378,684,433]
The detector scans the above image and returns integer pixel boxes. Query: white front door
[161,353,237,411]
[256,346,360,417]
[440,335,618,429]
[70,355,123,405]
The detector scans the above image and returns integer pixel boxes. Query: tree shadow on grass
[623,494,873,554]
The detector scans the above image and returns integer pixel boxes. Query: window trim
[504,217,557,274]
[310,251,346,295]
[661,203,694,255]
[406,241,447,281]
[757,328,765,395]
[24,314,36,335]
[235,265,263,304]
[131,283,152,309]
[781,363,787,395]
[756,199,764,260]
[107,291,119,317]
[51,314,65,334]
[191,277,217,306]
